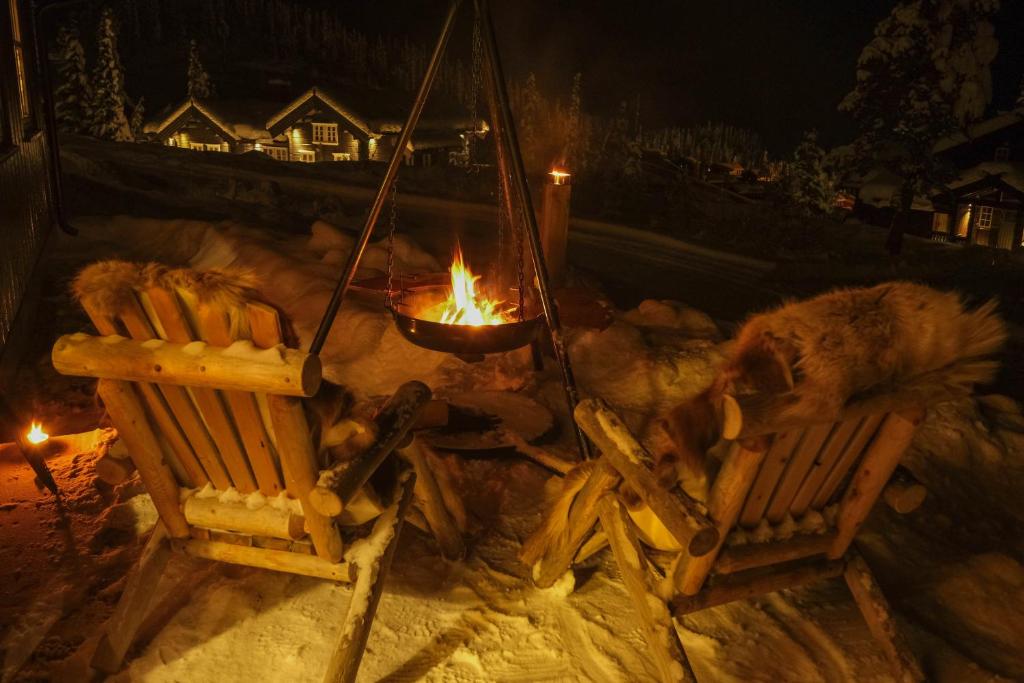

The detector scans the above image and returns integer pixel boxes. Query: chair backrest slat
[788,416,863,517]
[763,422,835,524]
[810,413,886,509]
[142,285,258,493]
[738,429,803,527]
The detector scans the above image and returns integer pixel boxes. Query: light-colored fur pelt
[72,259,269,342]
[659,281,1008,485]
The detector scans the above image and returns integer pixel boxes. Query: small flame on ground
[26,422,49,445]
[421,246,516,326]
[549,168,571,185]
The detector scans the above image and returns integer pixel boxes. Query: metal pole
[310,0,462,356]
[476,0,591,460]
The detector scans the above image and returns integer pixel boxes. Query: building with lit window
[145,85,484,167]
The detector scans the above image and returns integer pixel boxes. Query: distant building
[850,106,1024,250]
[928,109,1024,251]
[144,85,485,167]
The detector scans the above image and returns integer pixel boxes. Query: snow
[6,214,1024,682]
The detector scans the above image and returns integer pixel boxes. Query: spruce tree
[840,0,999,254]
[785,130,835,214]
[89,7,133,141]
[50,25,90,134]
[129,96,145,140]
[187,39,213,99]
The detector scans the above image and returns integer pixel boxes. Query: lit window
[977,206,993,230]
[331,152,352,161]
[312,123,338,145]
[994,145,1010,162]
[189,142,205,151]
[293,150,315,163]
[264,147,289,161]
[205,143,223,152]
[931,213,949,234]
[9,0,30,122]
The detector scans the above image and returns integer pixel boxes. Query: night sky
[337,0,1024,155]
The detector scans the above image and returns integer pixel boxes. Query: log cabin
[851,106,1024,247]
[929,109,1024,251]
[145,85,484,167]
[0,0,59,381]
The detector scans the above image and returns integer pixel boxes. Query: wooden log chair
[53,261,465,682]
[523,394,935,683]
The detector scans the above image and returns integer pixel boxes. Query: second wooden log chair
[523,395,932,683]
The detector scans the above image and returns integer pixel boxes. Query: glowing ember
[26,422,48,445]
[422,247,517,326]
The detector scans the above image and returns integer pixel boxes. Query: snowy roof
[856,166,934,211]
[933,107,1024,154]
[266,86,374,138]
[946,161,1024,195]
[267,84,479,137]
[146,97,282,141]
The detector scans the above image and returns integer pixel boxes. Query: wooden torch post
[539,169,572,288]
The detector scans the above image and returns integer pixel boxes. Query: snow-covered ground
[2,216,1024,682]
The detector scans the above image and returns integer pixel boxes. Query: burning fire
[423,247,516,326]
[26,422,48,445]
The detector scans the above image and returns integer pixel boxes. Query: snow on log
[322,469,416,683]
[183,495,306,540]
[310,381,432,517]
[52,332,321,397]
[598,495,697,683]
[575,398,719,557]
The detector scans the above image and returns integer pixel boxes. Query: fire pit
[391,248,543,355]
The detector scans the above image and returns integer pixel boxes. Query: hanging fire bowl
[392,284,544,356]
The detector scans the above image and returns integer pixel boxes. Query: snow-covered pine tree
[187,39,213,99]
[785,130,835,214]
[50,25,90,134]
[129,96,145,140]
[89,7,133,141]
[840,0,999,254]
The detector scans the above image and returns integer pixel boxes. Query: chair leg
[91,522,173,674]
[322,469,417,683]
[844,550,924,683]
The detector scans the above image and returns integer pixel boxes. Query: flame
[26,422,48,445]
[549,168,571,185]
[423,247,516,326]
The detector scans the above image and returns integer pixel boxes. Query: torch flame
[425,247,516,326]
[26,422,48,445]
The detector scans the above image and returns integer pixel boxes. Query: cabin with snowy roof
[928,109,1024,250]
[145,86,482,167]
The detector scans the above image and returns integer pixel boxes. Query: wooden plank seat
[523,395,932,683]
[56,261,465,681]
